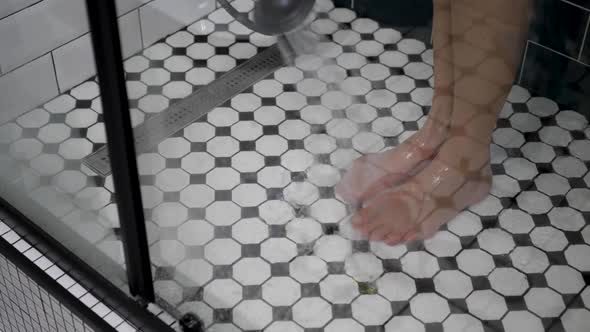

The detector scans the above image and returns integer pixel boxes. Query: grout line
[0,0,42,21]
[561,0,590,12]
[50,52,61,94]
[528,40,590,68]
[136,8,145,50]
[518,41,530,84]
[0,32,88,78]
[578,14,590,60]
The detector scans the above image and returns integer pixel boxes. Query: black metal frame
[85,0,155,301]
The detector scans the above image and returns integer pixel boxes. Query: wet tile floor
[0,0,590,331]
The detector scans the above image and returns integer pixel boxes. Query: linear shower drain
[83,45,284,176]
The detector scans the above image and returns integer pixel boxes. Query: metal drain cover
[83,45,284,176]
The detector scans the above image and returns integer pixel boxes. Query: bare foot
[350,136,492,245]
[336,97,452,205]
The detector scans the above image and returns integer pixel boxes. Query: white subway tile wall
[0,0,41,20]
[0,0,215,124]
[0,54,57,124]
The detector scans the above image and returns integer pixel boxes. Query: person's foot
[336,97,452,205]
[349,136,492,245]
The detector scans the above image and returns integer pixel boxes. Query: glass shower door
[0,0,154,300]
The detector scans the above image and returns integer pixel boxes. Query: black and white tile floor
[0,0,589,331]
[0,215,178,332]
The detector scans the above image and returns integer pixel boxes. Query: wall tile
[118,9,143,58]
[139,0,215,47]
[354,0,432,27]
[52,34,95,94]
[579,23,590,64]
[529,0,589,59]
[115,0,151,16]
[0,54,57,124]
[0,0,89,73]
[562,0,590,10]
[52,10,142,93]
[0,0,40,20]
[520,42,590,119]
[332,0,352,8]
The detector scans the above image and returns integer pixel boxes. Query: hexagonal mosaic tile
[1,0,589,331]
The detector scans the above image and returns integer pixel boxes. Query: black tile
[241,206,259,218]
[530,0,589,58]
[242,244,261,257]
[162,191,180,202]
[424,323,444,332]
[521,42,590,120]
[271,263,290,276]
[327,261,346,274]
[301,283,321,297]
[213,265,233,279]
[272,306,292,321]
[188,208,206,219]
[189,174,206,184]
[333,0,352,8]
[242,285,262,299]
[214,225,232,238]
[415,278,435,292]
[332,303,353,318]
[213,309,232,323]
[354,0,432,29]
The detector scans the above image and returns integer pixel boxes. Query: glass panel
[115,0,590,329]
[0,4,130,293]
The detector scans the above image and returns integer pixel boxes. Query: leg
[336,0,454,204]
[352,0,532,244]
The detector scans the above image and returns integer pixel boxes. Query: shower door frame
[85,0,156,302]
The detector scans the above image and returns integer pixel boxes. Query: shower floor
[1,0,590,331]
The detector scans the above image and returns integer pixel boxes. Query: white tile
[466,290,507,320]
[509,246,549,274]
[489,268,529,296]
[353,294,393,325]
[386,316,425,332]
[409,293,450,323]
[203,279,242,308]
[525,288,565,317]
[0,54,57,123]
[233,257,270,285]
[290,256,327,283]
[433,270,473,299]
[401,251,440,278]
[545,265,585,294]
[502,311,543,332]
[233,300,272,330]
[0,0,88,72]
[313,235,352,262]
[345,252,383,282]
[140,0,215,47]
[377,272,416,301]
[262,277,301,306]
[293,297,332,328]
[561,309,590,332]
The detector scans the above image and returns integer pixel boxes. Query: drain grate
[83,45,284,176]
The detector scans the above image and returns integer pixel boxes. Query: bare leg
[336,0,454,204]
[350,0,532,244]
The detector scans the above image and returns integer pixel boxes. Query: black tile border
[0,195,175,332]
[0,236,116,332]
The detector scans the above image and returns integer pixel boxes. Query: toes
[368,225,391,241]
[385,233,403,246]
